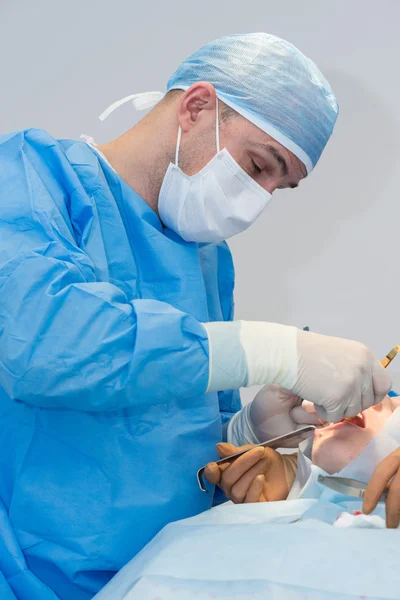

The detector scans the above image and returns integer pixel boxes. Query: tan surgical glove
[204,442,298,504]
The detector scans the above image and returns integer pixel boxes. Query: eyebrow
[252,141,289,178]
[253,143,304,188]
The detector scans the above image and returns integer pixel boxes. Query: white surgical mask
[158,98,272,243]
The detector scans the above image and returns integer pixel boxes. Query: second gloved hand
[293,329,392,422]
[204,321,392,422]
[227,383,321,447]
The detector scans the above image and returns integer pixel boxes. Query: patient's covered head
[312,395,400,474]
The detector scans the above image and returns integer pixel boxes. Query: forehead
[228,115,308,179]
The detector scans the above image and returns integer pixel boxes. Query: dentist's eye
[252,159,262,174]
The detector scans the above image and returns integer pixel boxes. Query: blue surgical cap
[167,33,339,173]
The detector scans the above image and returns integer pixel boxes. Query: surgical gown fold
[0,129,241,599]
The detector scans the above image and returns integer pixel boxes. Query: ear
[177,82,217,133]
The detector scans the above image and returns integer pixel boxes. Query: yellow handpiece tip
[381,345,400,368]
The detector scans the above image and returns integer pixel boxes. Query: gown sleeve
[0,132,209,411]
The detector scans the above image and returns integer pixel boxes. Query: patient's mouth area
[318,411,366,432]
[342,413,365,428]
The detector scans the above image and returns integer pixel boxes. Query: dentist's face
[175,83,307,195]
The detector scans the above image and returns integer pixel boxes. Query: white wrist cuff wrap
[203,320,298,392]
[239,321,298,389]
[203,321,248,392]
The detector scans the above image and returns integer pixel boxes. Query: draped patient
[205,392,400,514]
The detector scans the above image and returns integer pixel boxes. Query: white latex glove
[204,321,392,423]
[227,384,321,448]
[250,384,322,444]
[292,329,392,422]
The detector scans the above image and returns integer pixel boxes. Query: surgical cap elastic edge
[168,84,313,173]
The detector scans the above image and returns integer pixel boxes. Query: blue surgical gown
[0,129,241,599]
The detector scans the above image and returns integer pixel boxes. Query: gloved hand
[204,442,298,503]
[227,383,321,447]
[363,446,400,528]
[204,321,392,422]
[292,329,392,422]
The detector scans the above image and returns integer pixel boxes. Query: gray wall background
[1,0,399,402]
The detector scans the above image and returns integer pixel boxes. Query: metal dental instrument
[197,425,316,492]
[318,474,388,502]
[197,345,400,491]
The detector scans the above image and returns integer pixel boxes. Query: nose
[265,184,276,194]
[262,178,279,195]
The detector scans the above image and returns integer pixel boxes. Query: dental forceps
[197,425,315,492]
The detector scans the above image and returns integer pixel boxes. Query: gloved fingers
[218,447,265,498]
[290,405,321,426]
[244,474,266,503]
[205,442,266,489]
[297,400,326,428]
[314,404,344,424]
[251,385,300,418]
[294,331,391,420]
[343,358,391,415]
[275,387,302,407]
[363,448,400,526]
[216,442,257,459]
[385,470,400,529]
[372,360,392,405]
[341,388,367,418]
[204,442,248,485]
[301,399,318,414]
[229,454,270,503]
[359,381,375,413]
[257,383,300,403]
[204,454,234,484]
[342,403,363,419]
[313,404,329,422]
[203,462,222,485]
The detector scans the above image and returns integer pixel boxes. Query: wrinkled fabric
[167,32,339,172]
[333,511,386,528]
[96,392,400,600]
[0,129,241,599]
[93,499,400,600]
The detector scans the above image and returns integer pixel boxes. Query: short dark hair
[164,89,184,102]
[220,103,237,123]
